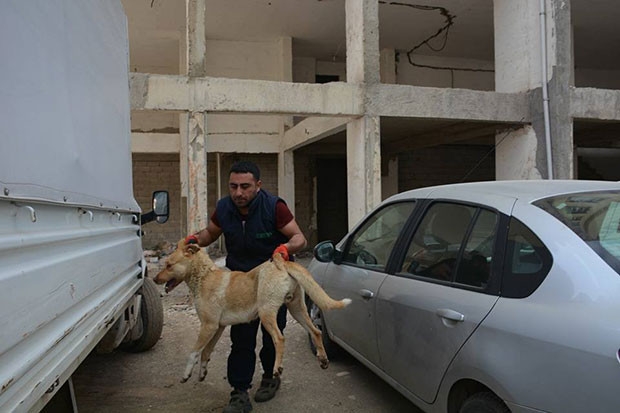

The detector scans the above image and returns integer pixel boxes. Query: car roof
[385,180,620,215]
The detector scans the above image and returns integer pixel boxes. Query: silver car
[307,180,620,413]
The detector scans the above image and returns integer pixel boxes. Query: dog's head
[153,239,202,293]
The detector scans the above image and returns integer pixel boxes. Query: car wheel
[459,392,510,413]
[121,278,164,352]
[306,297,340,358]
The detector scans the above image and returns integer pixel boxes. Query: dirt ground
[71,254,420,413]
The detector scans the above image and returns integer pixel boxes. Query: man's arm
[193,219,223,247]
[278,218,307,255]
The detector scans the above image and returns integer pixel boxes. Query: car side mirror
[314,240,335,263]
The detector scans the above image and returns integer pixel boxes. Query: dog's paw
[180,376,189,383]
[319,356,329,369]
[273,366,284,378]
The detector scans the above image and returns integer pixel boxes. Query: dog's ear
[184,243,201,256]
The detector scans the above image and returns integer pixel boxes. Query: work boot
[222,389,252,413]
[254,376,281,403]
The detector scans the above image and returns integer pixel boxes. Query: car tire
[306,297,340,358]
[121,278,164,352]
[459,392,510,413]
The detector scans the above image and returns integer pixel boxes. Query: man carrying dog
[185,160,307,413]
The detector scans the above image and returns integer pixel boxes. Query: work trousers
[227,304,287,391]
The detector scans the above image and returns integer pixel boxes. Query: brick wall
[132,153,182,249]
[398,145,495,191]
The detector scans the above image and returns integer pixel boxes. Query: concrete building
[124,0,620,250]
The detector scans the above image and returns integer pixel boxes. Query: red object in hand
[274,244,289,261]
[185,234,199,245]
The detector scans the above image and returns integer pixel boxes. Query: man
[185,160,307,413]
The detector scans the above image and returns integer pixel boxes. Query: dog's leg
[259,310,286,378]
[286,292,329,369]
[182,323,220,383]
[198,325,225,381]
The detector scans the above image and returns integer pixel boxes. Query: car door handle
[359,289,375,299]
[436,308,465,322]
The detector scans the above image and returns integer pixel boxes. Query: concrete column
[347,116,382,224]
[178,8,189,235]
[277,36,296,214]
[346,0,380,84]
[494,0,574,179]
[278,150,295,216]
[547,0,574,179]
[345,0,382,228]
[186,0,207,77]
[494,0,543,180]
[184,0,209,232]
[187,112,208,232]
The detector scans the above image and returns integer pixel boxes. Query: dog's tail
[273,253,352,310]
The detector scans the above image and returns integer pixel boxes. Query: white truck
[0,1,167,411]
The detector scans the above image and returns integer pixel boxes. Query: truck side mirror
[152,191,169,224]
[140,190,169,225]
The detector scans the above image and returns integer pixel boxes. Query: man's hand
[274,244,289,261]
[185,234,199,245]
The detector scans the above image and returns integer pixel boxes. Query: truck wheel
[122,278,163,352]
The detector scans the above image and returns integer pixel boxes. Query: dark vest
[216,189,289,271]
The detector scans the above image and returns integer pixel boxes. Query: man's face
[228,172,260,209]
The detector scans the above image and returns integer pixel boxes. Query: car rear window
[534,190,620,274]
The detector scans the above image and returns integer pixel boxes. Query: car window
[400,202,476,282]
[501,218,553,298]
[455,209,498,288]
[341,201,416,271]
[534,190,620,275]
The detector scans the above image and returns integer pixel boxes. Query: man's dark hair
[230,161,261,181]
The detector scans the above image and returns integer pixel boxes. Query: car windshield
[534,190,620,274]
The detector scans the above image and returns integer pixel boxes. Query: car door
[321,201,417,368]
[375,202,501,403]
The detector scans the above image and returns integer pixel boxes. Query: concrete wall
[396,54,495,91]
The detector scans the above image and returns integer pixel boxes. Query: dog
[153,239,351,383]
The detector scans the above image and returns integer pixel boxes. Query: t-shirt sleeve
[275,200,294,229]
[211,209,220,228]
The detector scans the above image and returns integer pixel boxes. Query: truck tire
[122,278,163,352]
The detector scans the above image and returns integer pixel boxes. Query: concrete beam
[131,133,180,153]
[571,88,620,121]
[130,131,280,154]
[207,134,280,153]
[130,73,363,116]
[367,83,530,123]
[130,73,533,125]
[282,116,353,151]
